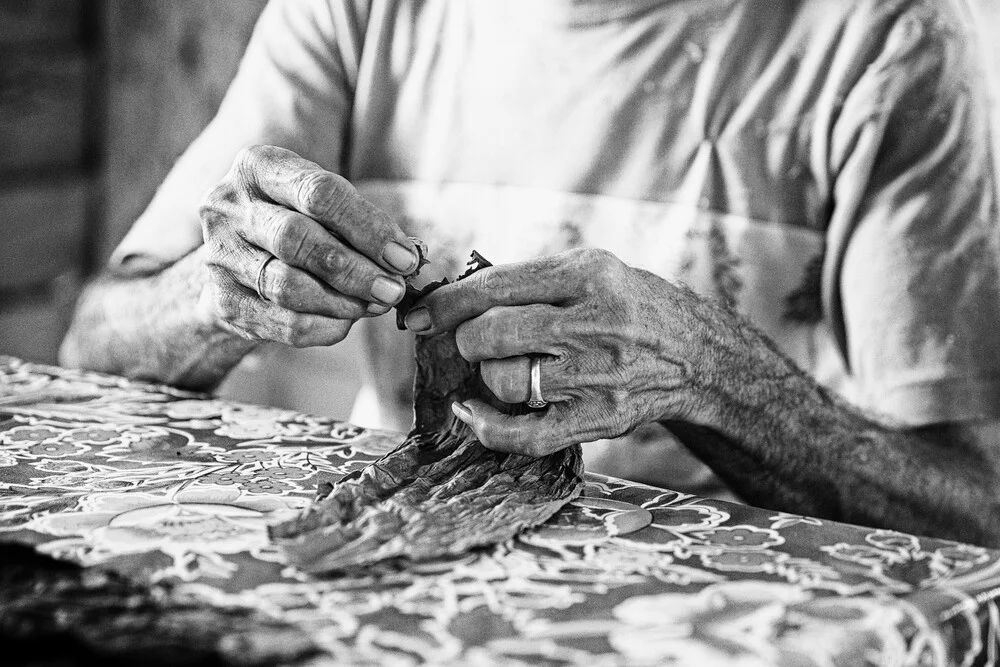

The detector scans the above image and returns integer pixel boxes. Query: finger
[454,304,560,362]
[207,281,355,348]
[366,302,392,317]
[257,256,371,319]
[403,255,583,335]
[245,202,406,306]
[206,230,380,315]
[235,145,419,275]
[451,399,574,457]
[480,357,532,404]
[479,355,570,405]
[204,230,264,292]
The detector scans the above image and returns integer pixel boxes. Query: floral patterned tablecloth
[1,356,999,666]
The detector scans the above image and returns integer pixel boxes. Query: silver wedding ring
[255,255,275,302]
[527,356,547,409]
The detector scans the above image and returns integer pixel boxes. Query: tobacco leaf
[271,251,584,574]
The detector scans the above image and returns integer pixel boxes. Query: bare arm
[660,291,1000,545]
[60,247,254,391]
[666,417,1000,546]
[62,146,420,391]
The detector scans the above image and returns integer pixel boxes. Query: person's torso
[338,0,876,439]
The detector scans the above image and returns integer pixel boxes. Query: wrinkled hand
[403,248,713,455]
[199,145,419,347]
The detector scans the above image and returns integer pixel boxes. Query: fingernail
[370,276,404,305]
[404,307,432,332]
[452,402,473,423]
[382,242,418,274]
[367,302,391,315]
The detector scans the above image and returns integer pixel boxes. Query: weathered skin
[61,145,419,389]
[270,254,584,573]
[406,248,1000,546]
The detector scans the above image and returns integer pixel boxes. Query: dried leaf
[272,251,584,573]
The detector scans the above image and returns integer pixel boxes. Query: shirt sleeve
[110,0,359,270]
[823,0,1000,426]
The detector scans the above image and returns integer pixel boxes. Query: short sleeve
[110,0,360,269]
[825,0,1000,425]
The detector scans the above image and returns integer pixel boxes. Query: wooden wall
[0,0,99,364]
[98,0,267,262]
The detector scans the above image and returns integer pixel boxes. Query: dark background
[0,0,267,363]
[1,0,998,417]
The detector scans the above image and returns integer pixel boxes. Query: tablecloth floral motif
[1,356,999,665]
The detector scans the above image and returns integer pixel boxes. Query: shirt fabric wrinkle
[109,0,1000,495]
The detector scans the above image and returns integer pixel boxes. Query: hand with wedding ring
[199,145,420,347]
[403,248,712,456]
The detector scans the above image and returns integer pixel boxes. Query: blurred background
[0,0,366,418]
[1,0,999,420]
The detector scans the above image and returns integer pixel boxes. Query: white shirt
[112,0,1000,492]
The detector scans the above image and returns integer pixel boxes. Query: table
[1,355,999,666]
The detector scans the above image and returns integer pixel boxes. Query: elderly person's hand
[199,145,420,347]
[403,248,725,455]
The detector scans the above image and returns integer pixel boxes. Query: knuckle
[581,247,615,265]
[325,246,351,275]
[609,388,630,411]
[235,145,260,168]
[199,183,228,210]
[563,247,590,262]
[266,264,295,305]
[281,314,311,347]
[608,392,631,428]
[233,147,261,188]
[198,187,236,234]
[471,267,511,299]
[547,315,567,341]
[576,248,621,293]
[235,144,274,174]
[367,212,396,248]
[210,287,268,343]
[267,210,305,260]
[323,248,365,291]
[611,412,632,439]
[596,249,624,274]
[296,171,350,220]
[589,400,628,439]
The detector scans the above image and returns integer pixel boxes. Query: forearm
[667,296,1000,545]
[60,247,256,390]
